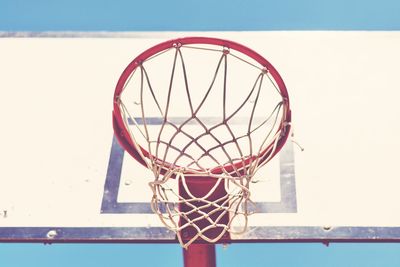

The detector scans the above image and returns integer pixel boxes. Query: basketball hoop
[112,37,291,248]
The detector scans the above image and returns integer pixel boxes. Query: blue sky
[1,243,400,267]
[1,0,400,266]
[1,0,400,31]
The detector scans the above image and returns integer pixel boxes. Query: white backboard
[1,31,400,243]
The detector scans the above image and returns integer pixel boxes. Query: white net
[115,40,289,248]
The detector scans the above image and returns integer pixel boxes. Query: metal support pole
[183,244,216,267]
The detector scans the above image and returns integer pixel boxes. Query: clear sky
[1,0,400,31]
[1,243,400,267]
[1,0,400,266]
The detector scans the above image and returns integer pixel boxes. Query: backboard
[1,31,400,243]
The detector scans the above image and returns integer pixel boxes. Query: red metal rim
[113,36,291,175]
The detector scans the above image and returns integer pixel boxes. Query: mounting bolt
[46,230,58,239]
[323,226,332,231]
